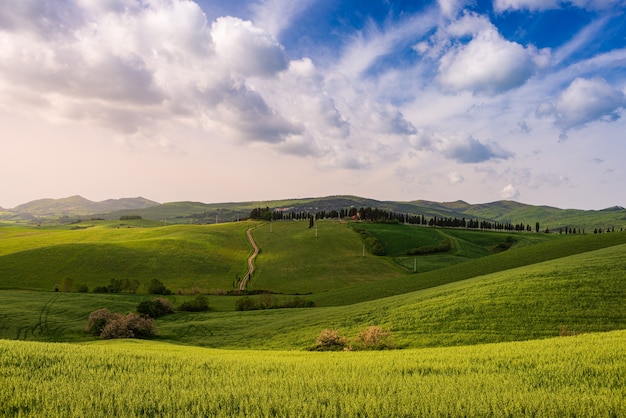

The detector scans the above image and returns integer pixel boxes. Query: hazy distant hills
[8,195,159,217]
[2,194,625,231]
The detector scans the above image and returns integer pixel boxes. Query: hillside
[114,195,626,231]
[1,238,624,349]
[9,195,159,217]
[4,194,626,231]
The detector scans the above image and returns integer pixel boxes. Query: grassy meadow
[1,331,624,417]
[0,220,254,291]
[1,217,626,415]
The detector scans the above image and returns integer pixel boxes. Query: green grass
[312,229,626,306]
[0,220,256,292]
[2,241,625,350]
[1,331,624,417]
[158,242,626,349]
[248,220,406,294]
[1,217,626,416]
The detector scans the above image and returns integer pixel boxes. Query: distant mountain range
[4,196,159,218]
[2,195,625,231]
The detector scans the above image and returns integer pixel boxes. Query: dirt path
[239,227,260,291]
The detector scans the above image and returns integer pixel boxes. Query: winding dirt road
[239,227,260,290]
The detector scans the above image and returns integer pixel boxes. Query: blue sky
[1,0,625,209]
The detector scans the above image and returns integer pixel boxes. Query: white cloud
[555,77,625,129]
[437,26,547,95]
[500,184,520,200]
[446,12,494,37]
[250,0,315,37]
[212,16,287,78]
[447,171,465,185]
[493,0,624,11]
[409,130,513,163]
[493,0,559,12]
[437,0,467,17]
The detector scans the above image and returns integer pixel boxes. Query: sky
[1,0,626,210]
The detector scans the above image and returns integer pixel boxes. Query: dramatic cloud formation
[1,0,625,209]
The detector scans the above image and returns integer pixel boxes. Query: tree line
[249,205,625,234]
[250,206,543,232]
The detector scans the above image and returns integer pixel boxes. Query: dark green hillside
[311,229,626,306]
[248,220,406,294]
[0,221,254,292]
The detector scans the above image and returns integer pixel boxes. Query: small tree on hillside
[148,279,172,295]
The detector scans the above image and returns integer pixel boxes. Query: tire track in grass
[239,226,260,291]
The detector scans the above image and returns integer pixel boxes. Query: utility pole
[414,257,417,273]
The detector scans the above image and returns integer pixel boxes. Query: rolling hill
[6,195,159,218]
[4,194,626,232]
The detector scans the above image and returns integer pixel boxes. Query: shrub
[353,325,394,350]
[178,295,210,312]
[120,313,157,339]
[77,284,89,293]
[85,309,157,339]
[85,308,116,336]
[312,329,349,351]
[100,314,133,339]
[258,292,278,309]
[148,279,172,295]
[137,298,174,318]
[92,285,109,294]
[235,297,258,311]
[283,297,315,308]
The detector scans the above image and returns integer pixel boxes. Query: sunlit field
[2,331,624,417]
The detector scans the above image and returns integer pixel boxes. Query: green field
[0,220,254,292]
[1,331,624,417]
[1,217,626,415]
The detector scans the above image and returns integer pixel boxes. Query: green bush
[353,228,386,256]
[235,296,258,311]
[148,279,172,295]
[137,298,174,318]
[178,295,210,312]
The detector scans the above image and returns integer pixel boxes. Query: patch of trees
[119,215,142,220]
[136,298,174,318]
[352,227,386,256]
[178,295,210,312]
[147,279,173,295]
[85,295,212,340]
[251,206,544,233]
[235,294,315,311]
[54,277,89,293]
[406,240,451,255]
[93,278,140,294]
